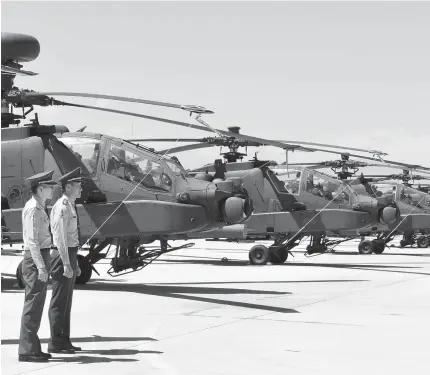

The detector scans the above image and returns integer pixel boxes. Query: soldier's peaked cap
[58,167,87,184]
[26,170,57,187]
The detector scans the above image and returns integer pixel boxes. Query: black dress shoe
[40,352,52,359]
[47,348,75,354]
[18,355,49,362]
[68,344,81,351]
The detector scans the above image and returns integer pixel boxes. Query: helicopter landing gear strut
[248,234,302,265]
[15,237,196,287]
[107,238,194,277]
[306,233,328,255]
[305,233,354,256]
[399,231,429,248]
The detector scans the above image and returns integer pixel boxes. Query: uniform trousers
[48,247,78,350]
[18,249,51,356]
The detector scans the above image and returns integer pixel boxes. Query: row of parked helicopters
[2,32,429,286]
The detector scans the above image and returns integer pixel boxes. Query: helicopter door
[98,141,174,202]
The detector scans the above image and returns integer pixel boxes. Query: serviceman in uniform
[48,167,84,354]
[18,170,58,362]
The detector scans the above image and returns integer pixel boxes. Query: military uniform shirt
[22,196,52,270]
[50,195,79,265]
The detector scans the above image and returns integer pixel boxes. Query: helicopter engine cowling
[353,195,400,226]
[175,175,253,225]
[352,196,379,214]
[194,172,213,182]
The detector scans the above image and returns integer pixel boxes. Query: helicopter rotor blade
[157,143,215,154]
[1,65,38,76]
[53,101,430,172]
[56,101,313,152]
[273,162,422,171]
[278,154,430,172]
[278,139,388,156]
[127,138,204,143]
[23,92,214,114]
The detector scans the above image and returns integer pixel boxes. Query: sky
[2,1,430,179]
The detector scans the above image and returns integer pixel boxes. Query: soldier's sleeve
[51,204,71,266]
[25,208,47,270]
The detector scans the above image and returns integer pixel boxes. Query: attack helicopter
[125,128,417,263]
[26,84,429,261]
[1,32,254,285]
[274,157,430,252]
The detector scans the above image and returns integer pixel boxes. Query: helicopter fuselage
[1,127,254,245]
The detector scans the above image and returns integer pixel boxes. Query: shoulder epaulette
[62,199,68,205]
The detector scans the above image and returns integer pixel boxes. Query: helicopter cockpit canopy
[369,183,396,199]
[274,168,302,194]
[302,169,352,203]
[398,185,430,209]
[273,167,352,204]
[56,136,101,177]
[57,134,184,193]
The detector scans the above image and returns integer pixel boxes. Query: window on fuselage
[58,137,101,177]
[106,143,172,192]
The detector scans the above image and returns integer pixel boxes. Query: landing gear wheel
[16,260,24,289]
[269,247,288,264]
[358,240,374,255]
[417,236,429,249]
[372,240,385,254]
[75,255,92,285]
[249,245,270,265]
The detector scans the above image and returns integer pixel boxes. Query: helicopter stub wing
[391,213,430,232]
[1,200,228,244]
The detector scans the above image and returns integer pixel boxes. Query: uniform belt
[51,246,79,251]
[24,248,51,252]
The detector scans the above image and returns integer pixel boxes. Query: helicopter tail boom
[244,209,373,236]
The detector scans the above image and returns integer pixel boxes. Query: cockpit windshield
[58,136,101,177]
[304,170,352,203]
[274,168,301,194]
[370,183,396,198]
[162,157,186,176]
[399,185,430,209]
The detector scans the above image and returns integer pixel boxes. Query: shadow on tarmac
[2,335,156,346]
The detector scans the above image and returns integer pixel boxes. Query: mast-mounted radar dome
[1,32,40,63]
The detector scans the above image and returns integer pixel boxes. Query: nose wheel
[358,240,374,254]
[417,235,429,248]
[248,244,291,265]
[248,245,270,265]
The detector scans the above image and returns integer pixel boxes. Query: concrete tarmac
[2,238,430,375]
